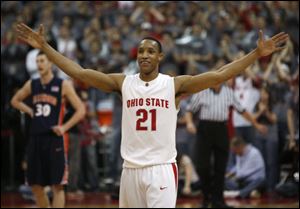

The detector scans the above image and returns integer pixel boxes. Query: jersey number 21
[136,109,156,131]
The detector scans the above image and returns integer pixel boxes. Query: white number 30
[35,104,51,117]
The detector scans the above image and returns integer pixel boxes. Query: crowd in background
[1,1,299,199]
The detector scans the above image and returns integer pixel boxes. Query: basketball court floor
[1,191,298,208]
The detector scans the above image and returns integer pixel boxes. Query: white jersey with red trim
[121,73,178,168]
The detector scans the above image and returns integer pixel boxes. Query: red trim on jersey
[58,101,69,154]
[58,102,65,125]
[61,134,69,185]
[171,163,178,189]
[60,162,69,185]
[63,133,69,156]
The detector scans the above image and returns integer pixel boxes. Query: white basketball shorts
[119,163,178,208]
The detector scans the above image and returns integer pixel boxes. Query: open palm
[16,23,46,49]
[257,30,289,57]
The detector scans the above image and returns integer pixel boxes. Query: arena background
[1,1,299,208]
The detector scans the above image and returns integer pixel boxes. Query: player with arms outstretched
[16,23,288,208]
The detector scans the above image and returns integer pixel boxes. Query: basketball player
[15,23,288,208]
[11,51,85,208]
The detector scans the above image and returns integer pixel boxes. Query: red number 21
[136,109,156,131]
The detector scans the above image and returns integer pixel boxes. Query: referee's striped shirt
[186,85,245,122]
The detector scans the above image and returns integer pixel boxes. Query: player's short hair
[141,37,162,53]
[36,51,51,62]
[37,50,47,57]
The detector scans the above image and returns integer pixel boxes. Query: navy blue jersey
[30,77,64,135]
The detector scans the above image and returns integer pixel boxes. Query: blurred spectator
[253,86,279,192]
[65,83,85,199]
[225,136,266,198]
[107,94,122,185]
[176,96,196,157]
[177,153,201,197]
[287,69,299,150]
[56,23,77,79]
[78,90,102,192]
[2,27,29,83]
[276,82,299,198]
[233,64,260,144]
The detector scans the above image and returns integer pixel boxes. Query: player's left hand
[257,30,289,57]
[16,23,46,50]
[52,125,66,136]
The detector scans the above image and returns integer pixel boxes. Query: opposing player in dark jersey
[11,51,85,208]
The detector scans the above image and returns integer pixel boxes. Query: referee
[185,82,266,208]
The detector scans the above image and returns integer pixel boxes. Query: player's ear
[45,56,53,67]
[45,56,53,65]
[158,52,164,62]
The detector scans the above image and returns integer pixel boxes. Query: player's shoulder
[21,79,33,92]
[64,78,80,92]
[125,73,139,78]
[159,73,174,80]
[123,73,139,83]
[173,75,191,91]
[60,79,75,95]
[55,76,65,83]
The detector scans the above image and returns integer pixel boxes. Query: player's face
[36,54,52,76]
[137,40,163,75]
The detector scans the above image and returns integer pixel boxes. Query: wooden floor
[1,192,299,208]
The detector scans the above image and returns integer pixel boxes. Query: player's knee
[51,184,64,194]
[31,185,45,196]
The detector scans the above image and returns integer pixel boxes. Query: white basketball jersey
[121,73,178,168]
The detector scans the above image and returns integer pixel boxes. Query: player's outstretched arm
[16,23,124,93]
[175,30,289,95]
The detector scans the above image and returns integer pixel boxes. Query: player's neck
[139,70,159,82]
[40,72,54,85]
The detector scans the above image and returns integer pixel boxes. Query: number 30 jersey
[30,77,64,135]
[121,73,178,168]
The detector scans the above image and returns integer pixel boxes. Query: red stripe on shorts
[171,163,178,189]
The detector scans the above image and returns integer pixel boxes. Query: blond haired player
[11,51,85,208]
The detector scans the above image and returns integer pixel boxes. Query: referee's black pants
[195,120,229,204]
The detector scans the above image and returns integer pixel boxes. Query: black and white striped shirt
[186,85,245,122]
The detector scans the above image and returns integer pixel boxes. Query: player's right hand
[52,125,66,136]
[16,23,46,49]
